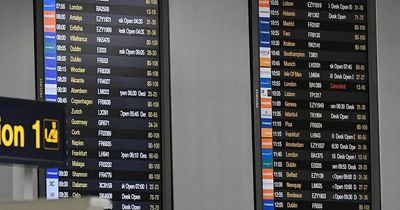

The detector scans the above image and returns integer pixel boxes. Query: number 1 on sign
[32,120,40,149]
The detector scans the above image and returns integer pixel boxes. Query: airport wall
[0,0,398,209]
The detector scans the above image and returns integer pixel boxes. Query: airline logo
[260,35,271,48]
[261,128,272,138]
[260,47,271,67]
[259,19,271,32]
[261,108,272,119]
[261,98,272,108]
[263,200,274,210]
[260,78,271,88]
[259,0,270,9]
[260,68,271,78]
[44,0,55,10]
[262,148,273,160]
[260,88,272,98]
[261,119,272,129]
[263,179,274,191]
[262,168,273,179]
[259,7,270,18]
[261,138,273,149]
[263,189,274,200]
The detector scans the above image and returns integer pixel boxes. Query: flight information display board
[35,0,172,210]
[250,0,380,210]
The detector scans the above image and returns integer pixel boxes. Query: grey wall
[169,0,254,209]
[376,0,400,209]
[0,0,35,98]
[0,0,38,201]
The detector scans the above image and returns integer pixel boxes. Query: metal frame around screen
[249,0,381,209]
[33,1,173,209]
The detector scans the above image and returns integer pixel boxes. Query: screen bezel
[33,1,173,209]
[248,0,381,209]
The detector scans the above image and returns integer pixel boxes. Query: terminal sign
[0,97,65,166]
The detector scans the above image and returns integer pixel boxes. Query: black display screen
[250,0,380,210]
[35,0,172,209]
